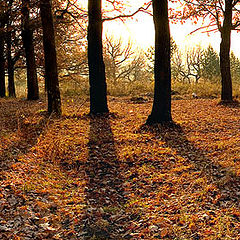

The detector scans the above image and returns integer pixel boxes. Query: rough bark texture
[6,0,15,98]
[0,26,5,98]
[22,0,39,100]
[40,0,61,115]
[146,0,172,124]
[6,28,15,98]
[88,0,109,114]
[220,0,233,102]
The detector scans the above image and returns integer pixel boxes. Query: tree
[0,29,5,98]
[220,0,233,101]
[230,51,240,83]
[202,45,220,82]
[4,0,23,98]
[53,0,89,79]
[146,37,177,63]
[0,3,6,98]
[22,0,39,100]
[185,45,204,83]
[40,0,61,115]
[178,0,240,102]
[88,0,109,114]
[146,0,172,124]
[87,0,152,114]
[171,50,190,82]
[127,51,152,83]
[171,45,221,83]
[103,35,133,85]
[6,0,16,98]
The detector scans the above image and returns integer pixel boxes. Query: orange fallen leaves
[1,98,240,239]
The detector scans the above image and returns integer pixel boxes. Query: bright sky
[80,0,240,57]
[104,12,240,57]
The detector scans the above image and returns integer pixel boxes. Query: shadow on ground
[83,114,131,239]
[140,123,240,207]
[0,99,47,171]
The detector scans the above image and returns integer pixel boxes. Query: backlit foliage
[171,0,240,33]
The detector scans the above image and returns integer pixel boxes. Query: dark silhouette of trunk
[220,0,233,102]
[22,0,39,100]
[6,0,15,98]
[0,26,5,98]
[6,27,15,98]
[88,0,109,114]
[146,0,172,124]
[40,0,61,115]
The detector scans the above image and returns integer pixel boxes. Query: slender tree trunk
[0,26,5,98]
[40,0,61,115]
[22,0,39,100]
[5,0,15,98]
[7,59,15,98]
[113,63,117,85]
[146,0,172,124]
[0,2,5,97]
[88,0,109,114]
[6,28,15,98]
[220,0,233,102]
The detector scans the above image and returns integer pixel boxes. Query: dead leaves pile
[1,97,240,239]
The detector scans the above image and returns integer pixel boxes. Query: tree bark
[40,0,61,115]
[0,26,5,98]
[22,0,39,100]
[220,0,233,102]
[88,0,109,114]
[146,0,172,124]
[6,27,15,98]
[6,0,15,98]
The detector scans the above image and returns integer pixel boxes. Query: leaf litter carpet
[1,97,240,239]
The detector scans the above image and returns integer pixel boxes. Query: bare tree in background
[103,35,133,84]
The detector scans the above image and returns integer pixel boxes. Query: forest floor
[1,97,240,240]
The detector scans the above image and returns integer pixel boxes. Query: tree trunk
[40,0,61,115]
[22,0,39,100]
[146,0,172,124]
[88,0,109,114]
[220,0,233,102]
[7,58,15,98]
[0,27,5,98]
[6,28,15,98]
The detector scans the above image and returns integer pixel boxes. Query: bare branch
[103,1,152,22]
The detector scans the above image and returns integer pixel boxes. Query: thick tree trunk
[22,0,39,100]
[40,0,61,115]
[146,0,172,124]
[220,0,233,102]
[0,27,5,98]
[88,0,109,114]
[6,29,15,98]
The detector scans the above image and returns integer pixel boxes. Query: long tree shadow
[0,99,47,171]
[83,114,130,239]
[140,123,240,207]
[0,99,49,239]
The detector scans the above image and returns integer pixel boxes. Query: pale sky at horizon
[104,13,240,57]
[80,0,240,57]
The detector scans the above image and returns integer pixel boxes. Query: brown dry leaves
[1,97,240,239]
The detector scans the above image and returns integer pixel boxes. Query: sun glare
[78,0,240,56]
